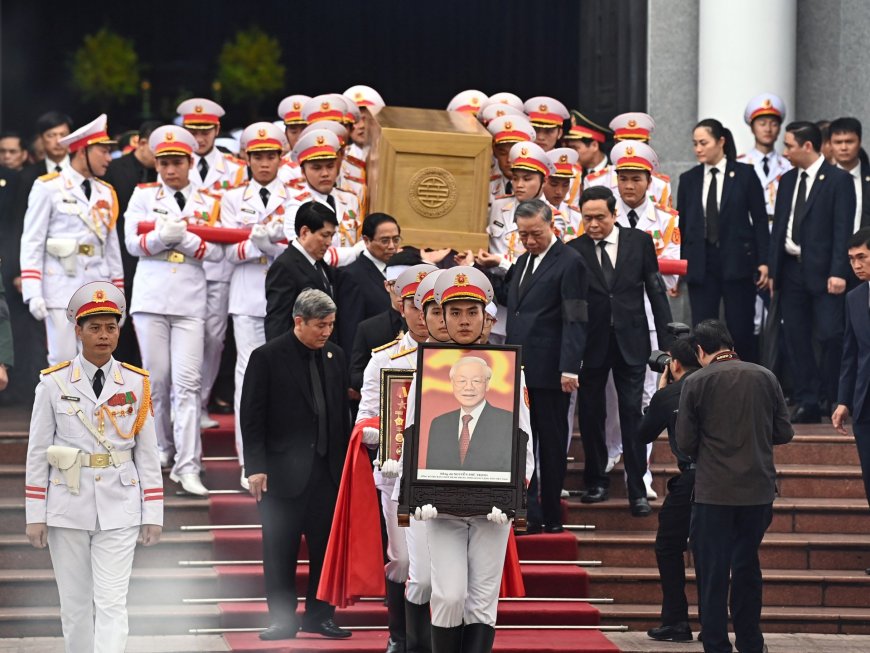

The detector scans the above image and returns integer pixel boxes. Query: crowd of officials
[3,85,870,653]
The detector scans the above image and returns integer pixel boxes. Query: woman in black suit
[677,119,770,362]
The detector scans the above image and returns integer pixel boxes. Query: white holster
[46,238,78,276]
[46,445,83,495]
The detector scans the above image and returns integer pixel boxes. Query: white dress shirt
[292,238,317,266]
[785,154,825,256]
[593,225,620,266]
[45,155,70,174]
[456,400,488,442]
[702,156,727,213]
[519,234,557,285]
[838,162,864,233]
[79,355,113,401]
[362,247,387,276]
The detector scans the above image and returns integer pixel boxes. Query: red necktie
[459,414,473,465]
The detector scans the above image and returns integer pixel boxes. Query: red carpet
[200,418,618,652]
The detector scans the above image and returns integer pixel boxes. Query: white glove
[266,220,285,243]
[159,218,186,246]
[250,225,283,256]
[362,426,380,446]
[28,296,48,321]
[486,506,509,525]
[380,458,401,478]
[414,504,438,521]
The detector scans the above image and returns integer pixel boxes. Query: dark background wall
[0,0,646,137]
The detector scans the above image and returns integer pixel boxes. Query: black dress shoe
[630,497,652,517]
[791,405,821,423]
[301,618,352,638]
[647,622,693,642]
[581,487,609,503]
[521,521,543,535]
[544,524,564,533]
[259,622,298,640]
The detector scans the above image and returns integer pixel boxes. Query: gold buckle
[89,453,111,468]
[78,244,94,256]
[167,251,185,264]
[257,256,268,265]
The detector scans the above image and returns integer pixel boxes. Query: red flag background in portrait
[417,347,517,470]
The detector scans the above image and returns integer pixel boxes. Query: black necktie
[628,209,639,228]
[315,260,332,296]
[598,240,615,289]
[81,179,91,200]
[762,156,770,177]
[198,157,209,180]
[505,180,513,195]
[793,171,809,245]
[174,191,186,211]
[92,369,104,399]
[519,253,537,298]
[706,168,719,245]
[259,187,271,209]
[54,164,62,173]
[309,351,328,456]
[326,194,336,213]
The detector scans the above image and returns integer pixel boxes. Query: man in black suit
[241,289,352,641]
[769,121,855,422]
[567,186,672,516]
[498,199,588,532]
[833,228,870,513]
[336,213,401,359]
[425,356,514,473]
[264,201,337,342]
[830,117,870,290]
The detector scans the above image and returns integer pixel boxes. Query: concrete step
[0,634,229,652]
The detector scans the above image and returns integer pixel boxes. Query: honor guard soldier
[276,94,311,190]
[486,114,536,203]
[343,84,385,167]
[124,125,223,496]
[562,110,611,205]
[20,114,124,366]
[447,89,489,116]
[223,122,292,490]
[483,92,524,113]
[25,281,162,653]
[544,148,584,240]
[524,96,570,152]
[738,93,792,219]
[176,98,248,429]
[479,102,524,127]
[586,112,673,208]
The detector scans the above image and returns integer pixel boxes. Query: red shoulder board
[586,168,608,181]
[137,182,160,189]
[224,154,246,167]
[494,193,514,200]
[653,171,671,182]
[294,191,311,201]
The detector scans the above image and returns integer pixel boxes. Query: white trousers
[45,308,79,366]
[48,524,139,653]
[426,516,509,627]
[200,280,230,410]
[232,314,265,468]
[405,517,431,605]
[376,480,410,583]
[133,313,204,475]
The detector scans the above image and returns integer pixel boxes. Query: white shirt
[593,225,620,266]
[618,197,649,227]
[292,238,317,266]
[44,155,70,175]
[456,400,488,442]
[588,155,608,175]
[703,157,727,213]
[838,162,864,233]
[520,234,557,284]
[79,355,113,401]
[362,247,387,276]
[785,154,825,255]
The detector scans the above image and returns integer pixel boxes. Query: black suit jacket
[349,309,406,391]
[500,239,588,389]
[769,160,855,294]
[425,402,514,472]
[0,168,21,288]
[240,331,351,497]
[264,244,335,342]
[567,227,673,368]
[678,160,769,284]
[838,283,870,422]
[335,254,391,361]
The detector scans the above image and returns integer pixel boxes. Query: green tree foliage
[70,28,140,108]
[217,27,285,114]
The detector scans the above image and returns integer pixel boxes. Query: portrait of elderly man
[424,356,514,473]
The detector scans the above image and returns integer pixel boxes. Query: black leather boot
[460,623,495,652]
[385,580,407,652]
[431,625,463,653]
[405,601,433,653]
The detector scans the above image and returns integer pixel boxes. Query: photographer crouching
[639,333,700,643]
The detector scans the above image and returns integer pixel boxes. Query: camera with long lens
[648,322,692,373]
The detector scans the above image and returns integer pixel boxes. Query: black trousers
[578,332,647,501]
[258,454,338,627]
[691,502,773,653]
[854,420,870,509]
[688,244,758,363]
[779,256,844,410]
[655,470,695,625]
[527,387,570,527]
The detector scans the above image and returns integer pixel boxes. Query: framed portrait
[399,343,527,526]
[379,368,415,464]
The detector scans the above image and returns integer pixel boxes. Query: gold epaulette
[653,171,671,182]
[586,168,608,181]
[224,153,247,167]
[38,171,60,182]
[294,191,311,201]
[137,181,160,189]
[390,347,418,360]
[41,360,70,375]
[120,362,150,376]
[490,174,502,181]
[371,339,399,354]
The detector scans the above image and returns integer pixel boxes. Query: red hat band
[614,127,650,141]
[400,281,422,299]
[440,285,487,304]
[154,141,193,157]
[283,112,306,124]
[422,289,437,305]
[298,145,337,163]
[67,131,110,153]
[246,137,283,152]
[454,104,480,114]
[76,299,121,321]
[749,107,783,122]
[552,162,575,177]
[494,129,533,144]
[511,157,549,176]
[183,113,221,126]
[615,156,653,172]
[568,126,606,143]
[307,110,345,123]
[529,112,564,126]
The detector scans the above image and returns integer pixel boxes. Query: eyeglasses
[374,236,402,246]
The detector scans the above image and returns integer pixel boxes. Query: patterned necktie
[92,369,104,399]
[174,191,186,211]
[260,187,271,209]
[459,414,473,465]
[198,157,209,180]
[81,179,91,200]
[628,209,639,228]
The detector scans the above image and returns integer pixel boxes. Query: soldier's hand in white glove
[362,426,380,446]
[486,506,509,525]
[266,219,286,243]
[414,504,438,521]
[380,458,401,478]
[250,224,283,256]
[28,296,48,321]
[159,218,187,246]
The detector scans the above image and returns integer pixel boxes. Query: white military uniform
[20,170,124,365]
[341,144,368,207]
[555,201,584,241]
[282,183,362,252]
[26,356,162,653]
[222,178,291,468]
[277,154,305,189]
[584,165,674,208]
[489,169,510,205]
[124,182,223,476]
[738,148,792,220]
